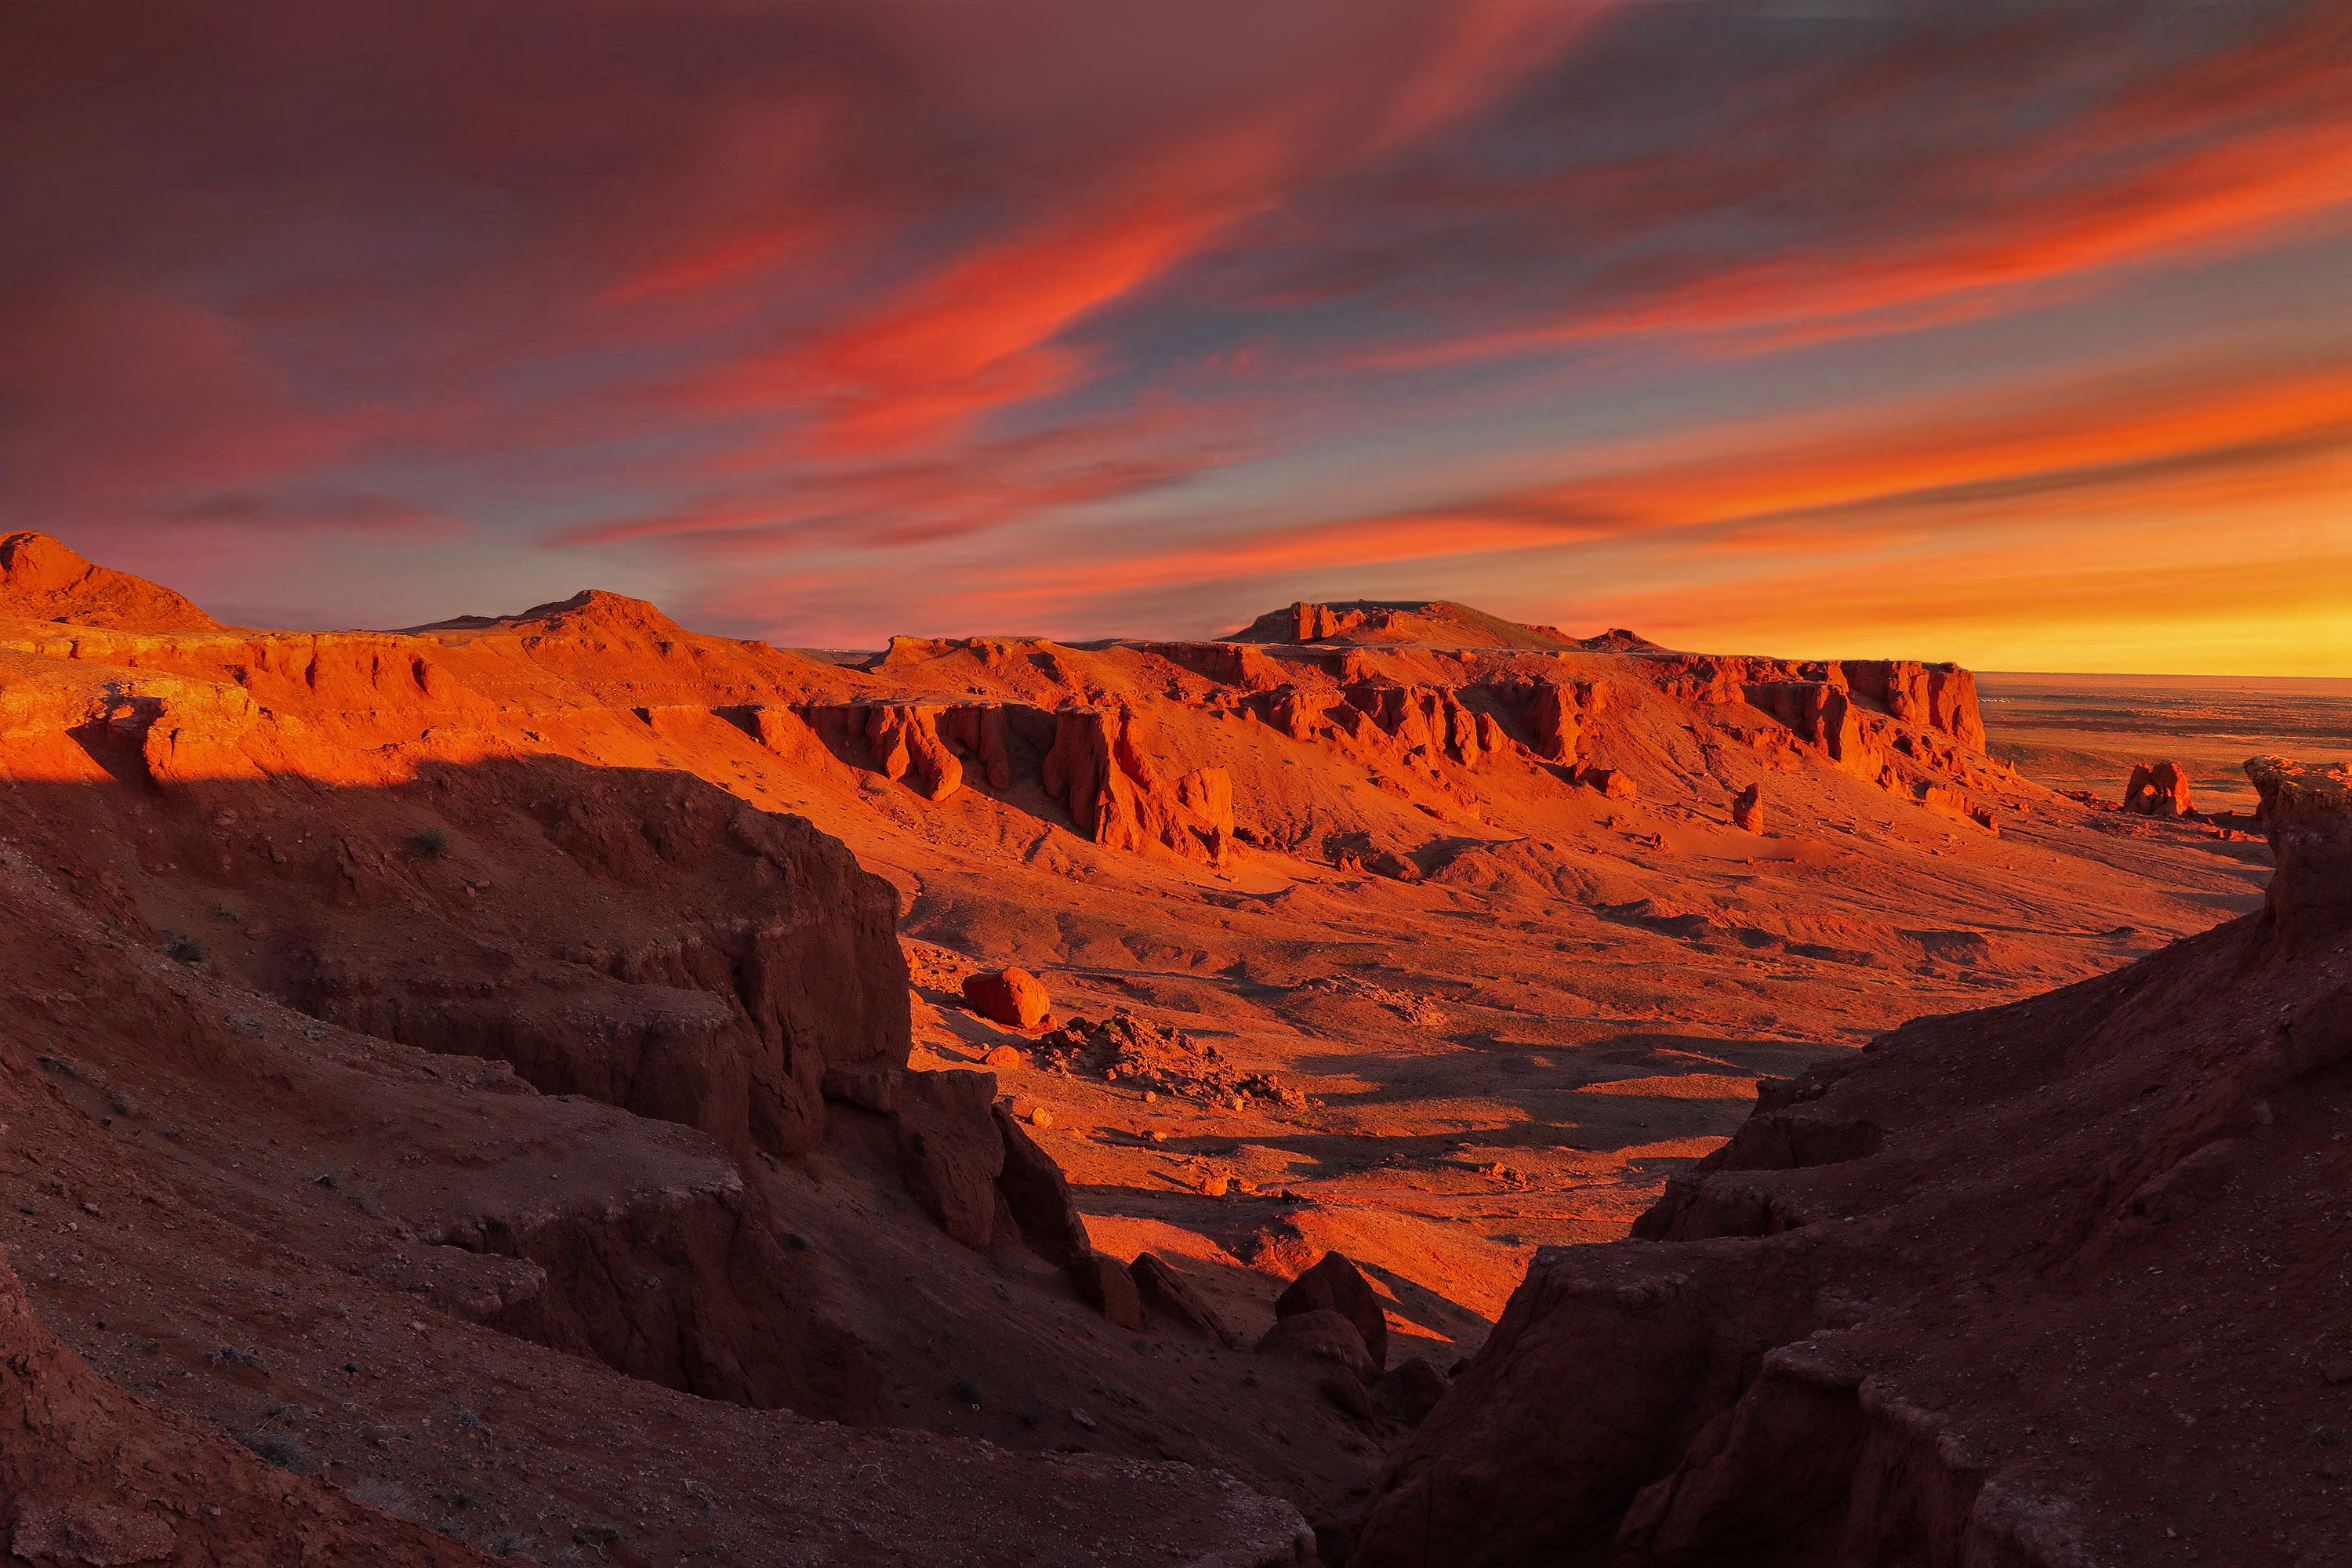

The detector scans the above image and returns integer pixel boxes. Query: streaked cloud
[0,0,2344,671]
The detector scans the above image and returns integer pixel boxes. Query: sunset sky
[5,0,2348,673]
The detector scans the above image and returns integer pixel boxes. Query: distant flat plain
[1980,672,2352,811]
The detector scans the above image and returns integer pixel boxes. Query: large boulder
[963,967,1051,1029]
[1731,782,1763,833]
[1068,1250,1145,1330]
[1379,1358,1450,1425]
[991,1102,1091,1268]
[1255,1309,1375,1379]
[1274,1251,1388,1371]
[891,1069,1007,1248]
[1129,1252,1236,1346]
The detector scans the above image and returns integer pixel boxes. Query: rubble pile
[1031,1011,1308,1108]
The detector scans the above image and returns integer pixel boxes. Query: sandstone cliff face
[1343,757,2349,1568]
[793,696,1240,863]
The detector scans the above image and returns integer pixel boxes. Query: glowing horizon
[4,1,2347,676]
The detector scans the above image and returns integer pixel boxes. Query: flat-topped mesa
[0,530,220,632]
[2247,756,2352,936]
[1227,599,1577,650]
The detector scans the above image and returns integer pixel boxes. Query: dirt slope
[1342,758,2350,1567]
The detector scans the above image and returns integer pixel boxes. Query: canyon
[0,534,2310,1566]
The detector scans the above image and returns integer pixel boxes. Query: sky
[4,0,2349,673]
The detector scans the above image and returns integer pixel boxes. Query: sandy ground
[1982,671,2352,812]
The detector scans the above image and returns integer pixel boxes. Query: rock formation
[1342,756,2352,1568]
[1731,782,1763,832]
[1229,601,1581,651]
[1133,1252,1239,1346]
[2248,755,2351,933]
[964,966,1051,1028]
[0,529,221,631]
[1258,1311,1378,1380]
[1274,1254,1389,1373]
[2123,758,2194,817]
[0,535,1352,1565]
[1043,705,1238,863]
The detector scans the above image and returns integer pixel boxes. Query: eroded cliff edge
[1345,758,2352,1568]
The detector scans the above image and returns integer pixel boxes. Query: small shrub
[950,1374,984,1406]
[162,932,205,965]
[239,1429,312,1472]
[408,826,452,858]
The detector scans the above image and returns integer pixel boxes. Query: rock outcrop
[2248,754,2352,934]
[1257,1310,1377,1380]
[1131,1252,1238,1346]
[0,530,221,631]
[992,1102,1095,1269]
[1042,706,1236,863]
[1345,757,2352,1568]
[1229,601,1574,650]
[2123,759,2194,818]
[1274,1253,1388,1373]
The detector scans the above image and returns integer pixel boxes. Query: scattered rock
[1033,1012,1301,1106]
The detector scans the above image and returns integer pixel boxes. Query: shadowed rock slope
[1343,758,2352,1568]
[0,544,1327,1563]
